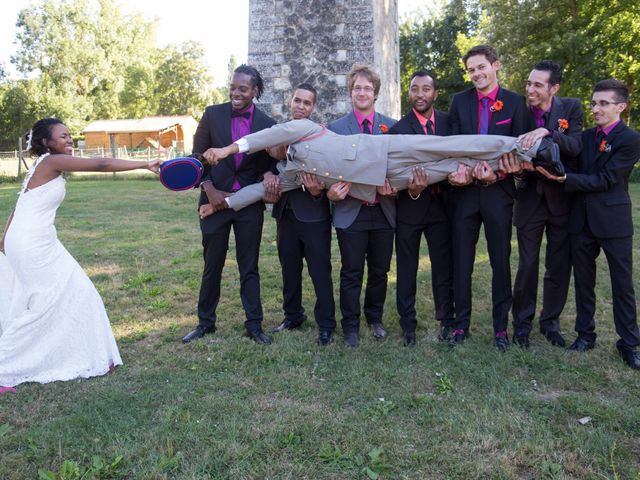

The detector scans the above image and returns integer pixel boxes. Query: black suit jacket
[193,102,276,194]
[513,97,583,227]
[566,122,640,238]
[193,102,276,232]
[389,109,451,224]
[271,188,331,222]
[448,86,530,197]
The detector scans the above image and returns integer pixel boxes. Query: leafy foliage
[0,0,228,149]
[399,0,640,128]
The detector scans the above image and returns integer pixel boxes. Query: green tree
[399,0,481,112]
[153,41,215,118]
[478,0,640,126]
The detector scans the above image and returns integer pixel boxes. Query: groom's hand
[199,204,214,219]
[203,144,238,165]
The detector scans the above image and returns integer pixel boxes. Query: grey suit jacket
[327,111,397,229]
[226,119,540,211]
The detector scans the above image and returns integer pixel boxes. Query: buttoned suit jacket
[389,109,451,224]
[513,97,583,228]
[227,119,540,212]
[566,122,640,238]
[327,111,397,229]
[193,102,276,233]
[448,86,529,199]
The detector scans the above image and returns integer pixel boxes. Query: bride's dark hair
[26,118,64,156]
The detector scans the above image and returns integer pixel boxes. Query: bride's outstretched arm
[44,155,162,173]
[0,210,14,254]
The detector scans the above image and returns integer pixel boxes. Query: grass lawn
[1,178,639,479]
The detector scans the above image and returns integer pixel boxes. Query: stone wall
[248,0,400,123]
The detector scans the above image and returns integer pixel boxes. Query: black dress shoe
[438,324,452,342]
[403,331,416,347]
[533,139,565,176]
[567,337,595,352]
[182,325,215,343]
[344,332,359,348]
[248,329,272,345]
[541,329,566,347]
[271,319,303,333]
[317,331,333,346]
[370,323,388,340]
[617,345,640,369]
[449,330,466,347]
[513,332,530,348]
[495,335,510,352]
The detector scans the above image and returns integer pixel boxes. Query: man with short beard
[388,71,454,346]
[510,60,583,349]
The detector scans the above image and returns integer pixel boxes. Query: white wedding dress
[0,154,122,387]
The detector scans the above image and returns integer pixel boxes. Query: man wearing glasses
[326,64,397,348]
[538,79,640,370]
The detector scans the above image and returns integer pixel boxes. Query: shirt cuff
[235,138,249,153]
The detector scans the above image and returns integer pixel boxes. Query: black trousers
[571,226,639,348]
[277,208,336,332]
[512,202,571,335]
[450,185,514,334]
[197,203,264,332]
[395,202,454,334]
[336,205,394,334]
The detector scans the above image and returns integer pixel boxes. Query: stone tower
[248,0,400,123]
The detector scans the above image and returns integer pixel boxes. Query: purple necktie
[479,97,490,135]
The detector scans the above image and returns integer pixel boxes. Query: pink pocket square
[495,118,512,125]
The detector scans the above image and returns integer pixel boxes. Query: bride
[0,118,160,389]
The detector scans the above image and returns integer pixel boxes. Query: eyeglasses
[590,100,623,108]
[353,86,375,93]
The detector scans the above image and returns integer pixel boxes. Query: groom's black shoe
[533,139,564,177]
[182,325,215,343]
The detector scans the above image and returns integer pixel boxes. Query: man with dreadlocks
[181,64,278,345]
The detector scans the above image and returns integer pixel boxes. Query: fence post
[18,137,23,176]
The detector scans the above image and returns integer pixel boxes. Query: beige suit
[227,119,537,210]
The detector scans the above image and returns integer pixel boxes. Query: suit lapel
[596,121,626,169]
[434,110,447,135]
[467,89,478,134]
[488,87,506,134]
[347,111,361,134]
[408,111,425,135]
[217,102,233,146]
[545,97,563,133]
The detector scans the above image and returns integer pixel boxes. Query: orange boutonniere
[379,124,389,134]
[490,100,504,112]
[558,118,569,133]
[599,140,612,153]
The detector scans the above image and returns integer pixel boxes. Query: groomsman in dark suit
[182,65,277,345]
[388,71,454,346]
[326,64,397,348]
[538,79,640,369]
[510,60,583,348]
[267,84,336,345]
[447,45,530,351]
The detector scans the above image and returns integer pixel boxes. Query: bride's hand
[147,160,162,174]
